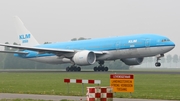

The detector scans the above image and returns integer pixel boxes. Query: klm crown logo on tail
[19,34,31,43]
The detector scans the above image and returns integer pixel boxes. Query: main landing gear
[155,54,164,67]
[93,61,108,71]
[66,65,81,72]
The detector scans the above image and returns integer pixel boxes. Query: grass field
[0,72,180,100]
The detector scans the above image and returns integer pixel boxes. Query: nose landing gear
[155,54,164,67]
[155,62,161,67]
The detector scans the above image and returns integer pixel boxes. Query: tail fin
[14,16,39,46]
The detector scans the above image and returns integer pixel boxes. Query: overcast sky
[0,0,179,55]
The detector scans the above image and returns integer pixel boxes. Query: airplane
[0,16,175,71]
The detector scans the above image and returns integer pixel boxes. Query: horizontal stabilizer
[0,50,28,54]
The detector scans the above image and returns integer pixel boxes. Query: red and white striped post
[87,86,113,101]
[64,78,101,95]
[64,79,101,84]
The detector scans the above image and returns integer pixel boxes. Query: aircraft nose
[160,41,175,53]
[164,41,175,52]
[170,41,175,49]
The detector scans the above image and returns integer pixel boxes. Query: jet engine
[72,50,96,66]
[121,58,144,65]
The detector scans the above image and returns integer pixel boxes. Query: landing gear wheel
[66,66,81,72]
[69,66,74,71]
[97,66,101,71]
[101,67,105,71]
[77,67,81,71]
[155,62,161,67]
[94,66,97,71]
[155,54,164,67]
[94,61,109,72]
[66,67,70,72]
[104,67,108,71]
[73,66,77,71]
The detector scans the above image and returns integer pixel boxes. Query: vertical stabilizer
[14,16,39,46]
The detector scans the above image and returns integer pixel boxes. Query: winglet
[14,16,39,46]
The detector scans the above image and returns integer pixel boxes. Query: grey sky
[0,0,179,54]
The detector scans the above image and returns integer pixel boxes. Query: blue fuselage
[14,34,175,64]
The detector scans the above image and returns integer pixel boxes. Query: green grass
[0,72,180,100]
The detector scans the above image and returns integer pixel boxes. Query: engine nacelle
[72,50,96,66]
[121,58,144,65]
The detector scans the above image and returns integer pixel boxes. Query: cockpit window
[161,39,170,42]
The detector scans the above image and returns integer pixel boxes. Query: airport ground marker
[64,78,101,95]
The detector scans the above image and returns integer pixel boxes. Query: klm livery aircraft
[0,16,175,71]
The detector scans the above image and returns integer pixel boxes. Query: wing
[0,43,107,55]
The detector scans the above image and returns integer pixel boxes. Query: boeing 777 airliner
[0,16,175,71]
